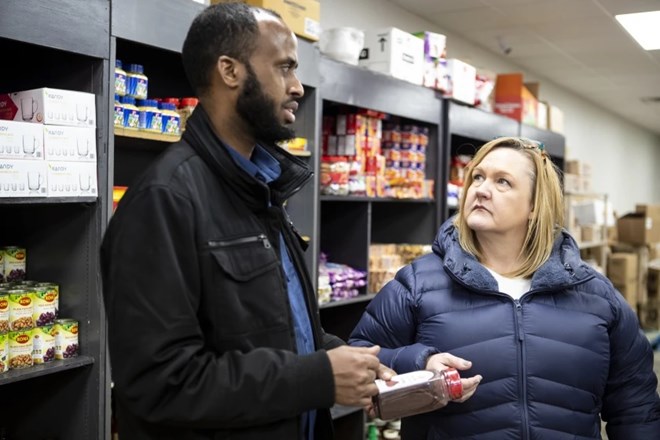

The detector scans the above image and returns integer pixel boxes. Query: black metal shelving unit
[0,1,111,439]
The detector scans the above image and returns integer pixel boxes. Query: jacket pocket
[201,234,290,347]
[209,234,278,281]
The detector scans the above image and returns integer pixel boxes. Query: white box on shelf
[47,161,97,197]
[0,88,96,128]
[0,120,44,160]
[44,126,97,162]
[0,159,48,197]
[359,27,424,86]
[443,59,476,105]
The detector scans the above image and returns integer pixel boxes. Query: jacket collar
[432,217,595,293]
[182,104,313,210]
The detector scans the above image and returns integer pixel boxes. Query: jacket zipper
[207,234,271,249]
[513,298,530,440]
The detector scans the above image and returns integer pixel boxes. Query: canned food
[54,319,79,359]
[8,329,33,369]
[0,290,8,333]
[32,284,57,326]
[35,282,59,318]
[0,332,8,373]
[8,289,34,331]
[32,325,56,364]
[2,247,26,282]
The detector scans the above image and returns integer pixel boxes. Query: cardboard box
[563,173,580,193]
[548,104,564,134]
[638,300,659,330]
[211,0,320,41]
[536,101,548,130]
[414,31,447,91]
[443,59,476,105]
[0,88,96,127]
[0,159,48,197]
[617,204,660,245]
[608,252,638,285]
[0,120,44,160]
[46,161,98,197]
[494,73,538,125]
[614,280,638,310]
[565,159,591,176]
[43,126,96,162]
[611,243,649,304]
[648,267,659,301]
[581,225,603,243]
[572,199,607,226]
[359,28,424,86]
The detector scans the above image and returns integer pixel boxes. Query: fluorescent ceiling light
[615,11,660,50]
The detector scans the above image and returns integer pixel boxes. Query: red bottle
[373,368,463,420]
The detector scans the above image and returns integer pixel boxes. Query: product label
[375,370,434,393]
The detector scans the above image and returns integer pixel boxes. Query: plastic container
[159,102,181,136]
[121,96,139,130]
[372,368,462,420]
[178,97,198,132]
[126,64,148,100]
[114,60,127,97]
[137,99,162,133]
[113,94,125,128]
[319,27,365,65]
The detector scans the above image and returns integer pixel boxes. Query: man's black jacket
[101,105,343,440]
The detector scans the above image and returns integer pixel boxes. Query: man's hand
[327,345,382,407]
[426,352,482,403]
[364,362,397,418]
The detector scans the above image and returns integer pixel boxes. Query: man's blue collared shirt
[226,144,316,440]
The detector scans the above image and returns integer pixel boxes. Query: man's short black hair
[182,2,279,96]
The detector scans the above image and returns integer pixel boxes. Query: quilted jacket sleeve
[348,264,439,374]
[603,291,660,439]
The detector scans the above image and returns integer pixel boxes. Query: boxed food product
[494,74,538,125]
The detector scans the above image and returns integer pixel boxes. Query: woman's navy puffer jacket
[350,219,660,439]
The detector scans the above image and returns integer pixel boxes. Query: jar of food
[178,97,199,132]
[115,59,127,97]
[159,102,181,136]
[137,99,162,133]
[121,96,140,130]
[372,368,462,420]
[113,94,125,128]
[127,63,148,100]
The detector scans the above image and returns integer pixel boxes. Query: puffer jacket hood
[433,218,595,293]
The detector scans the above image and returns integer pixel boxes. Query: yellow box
[211,0,320,41]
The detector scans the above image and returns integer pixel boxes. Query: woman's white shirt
[485,267,532,300]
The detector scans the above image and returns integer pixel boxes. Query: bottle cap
[121,96,136,105]
[115,59,123,69]
[444,368,463,399]
[180,97,199,108]
[128,64,144,74]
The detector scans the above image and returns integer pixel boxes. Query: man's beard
[236,64,296,145]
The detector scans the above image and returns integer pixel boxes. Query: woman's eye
[473,174,484,181]
[497,178,510,186]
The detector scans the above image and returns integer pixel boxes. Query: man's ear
[216,55,243,89]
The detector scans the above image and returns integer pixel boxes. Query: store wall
[320,0,660,216]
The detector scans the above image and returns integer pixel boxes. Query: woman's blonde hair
[453,137,564,278]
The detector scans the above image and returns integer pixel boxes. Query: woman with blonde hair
[350,137,660,439]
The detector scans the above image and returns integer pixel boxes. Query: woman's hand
[426,352,483,403]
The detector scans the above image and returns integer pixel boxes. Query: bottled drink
[373,368,462,420]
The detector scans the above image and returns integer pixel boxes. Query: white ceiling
[387,0,660,136]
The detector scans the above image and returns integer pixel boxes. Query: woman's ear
[216,55,243,89]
